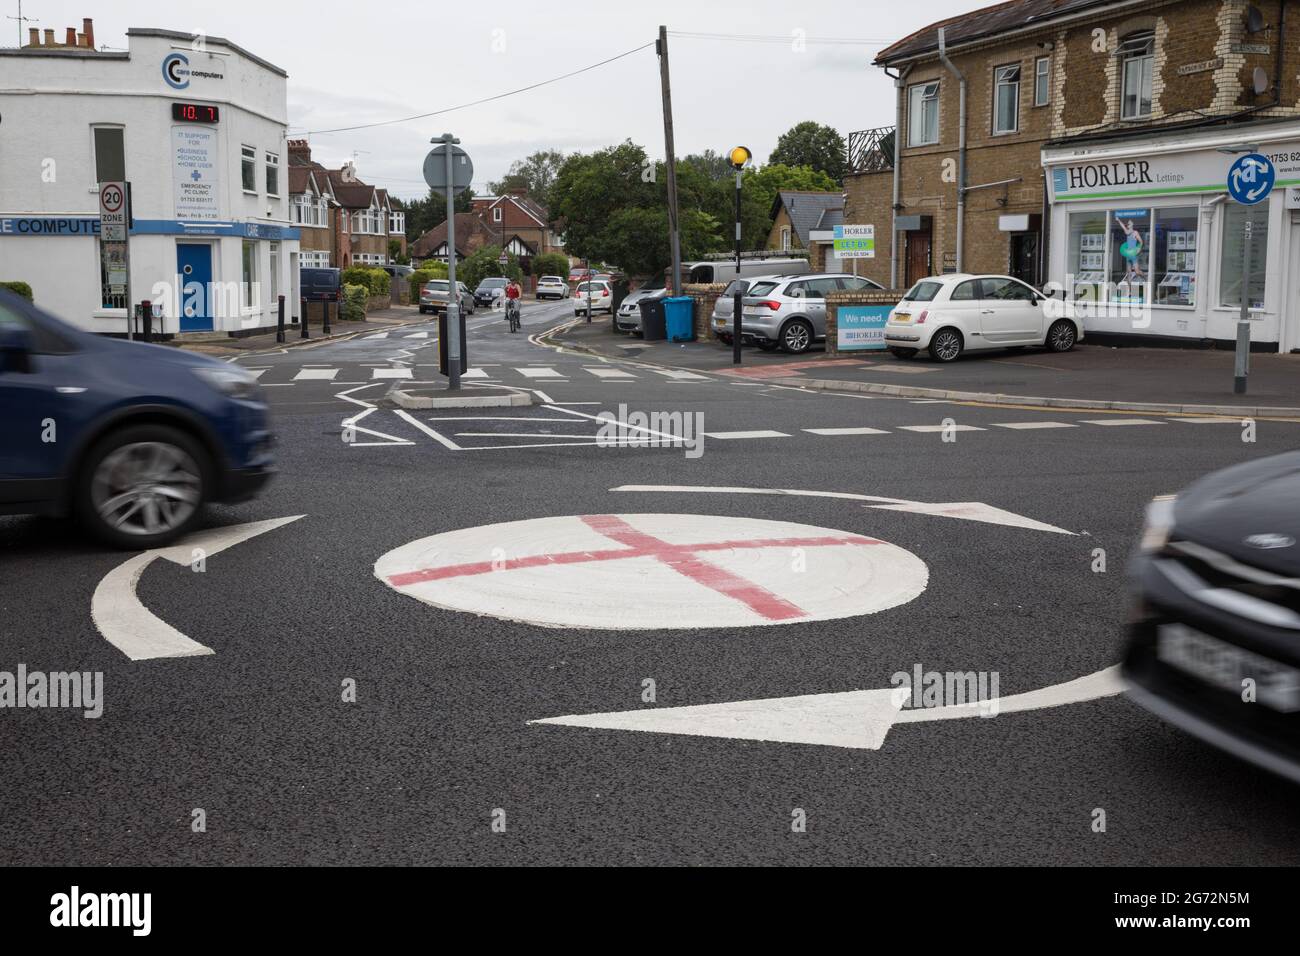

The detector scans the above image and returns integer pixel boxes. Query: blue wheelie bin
[663,296,695,342]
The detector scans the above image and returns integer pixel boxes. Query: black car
[1123,451,1300,783]
[474,277,508,307]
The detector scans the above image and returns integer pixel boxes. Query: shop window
[908,81,940,146]
[241,146,257,193]
[993,64,1020,134]
[92,126,125,183]
[1066,211,1107,301]
[1119,31,1154,120]
[1152,207,1198,307]
[1109,207,1150,306]
[242,240,257,308]
[1220,200,1269,310]
[97,238,127,310]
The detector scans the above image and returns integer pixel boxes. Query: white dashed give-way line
[91,516,305,660]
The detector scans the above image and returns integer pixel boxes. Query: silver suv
[712,273,882,353]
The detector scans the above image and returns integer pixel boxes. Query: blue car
[0,289,274,548]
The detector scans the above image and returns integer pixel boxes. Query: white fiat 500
[884,274,1081,362]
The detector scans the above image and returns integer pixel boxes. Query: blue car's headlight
[193,365,262,402]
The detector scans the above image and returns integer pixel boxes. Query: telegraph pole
[657,25,682,294]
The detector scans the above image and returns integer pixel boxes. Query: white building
[1043,118,1300,353]
[0,23,300,336]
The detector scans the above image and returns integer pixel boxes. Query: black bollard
[276,295,285,343]
[300,297,309,339]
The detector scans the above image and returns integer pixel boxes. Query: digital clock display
[171,102,220,124]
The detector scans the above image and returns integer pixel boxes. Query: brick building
[765,190,845,271]
[470,190,565,271]
[286,142,405,269]
[409,212,498,264]
[845,0,1300,349]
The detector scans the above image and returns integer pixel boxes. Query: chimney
[65,27,77,46]
[27,27,38,46]
[43,29,55,46]
[83,18,94,49]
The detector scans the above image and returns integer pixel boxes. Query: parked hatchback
[0,289,273,548]
[1123,453,1300,784]
[419,280,475,316]
[714,274,882,353]
[536,276,570,300]
[884,274,1081,362]
[614,278,668,333]
[574,280,613,316]
[474,277,509,308]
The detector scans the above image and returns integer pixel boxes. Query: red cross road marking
[385,514,882,622]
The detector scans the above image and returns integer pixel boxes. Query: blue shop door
[176,243,213,332]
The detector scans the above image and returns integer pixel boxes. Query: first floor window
[1220,200,1269,310]
[908,81,940,146]
[1119,31,1154,120]
[93,126,125,183]
[1034,56,1051,106]
[241,146,257,192]
[242,240,257,308]
[266,152,280,197]
[993,64,1020,134]
[1152,207,1198,307]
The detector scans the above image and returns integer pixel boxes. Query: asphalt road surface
[3,296,1299,866]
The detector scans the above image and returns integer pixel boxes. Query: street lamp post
[729,146,751,365]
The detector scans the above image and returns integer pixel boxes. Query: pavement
[174,305,424,357]
[550,314,1300,416]
[5,295,1300,866]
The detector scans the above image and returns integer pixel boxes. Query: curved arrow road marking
[92,516,304,661]
[531,666,1126,750]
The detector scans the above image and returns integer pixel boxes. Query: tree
[532,251,570,279]
[487,149,566,208]
[459,244,523,291]
[388,238,409,265]
[404,187,475,243]
[769,122,847,184]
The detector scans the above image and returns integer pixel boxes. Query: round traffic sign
[1227,153,1274,205]
[375,513,928,629]
[100,183,124,213]
[423,144,474,194]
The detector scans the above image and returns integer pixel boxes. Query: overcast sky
[20,0,973,201]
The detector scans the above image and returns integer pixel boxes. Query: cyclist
[504,278,522,333]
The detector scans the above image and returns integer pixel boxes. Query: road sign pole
[1235,215,1253,394]
[733,170,742,365]
[444,139,461,390]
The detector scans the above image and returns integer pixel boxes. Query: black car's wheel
[779,319,814,354]
[75,424,210,549]
[928,328,964,362]
[889,347,917,358]
[1046,319,1077,353]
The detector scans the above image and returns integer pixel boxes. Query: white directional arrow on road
[91,515,304,660]
[611,485,1076,536]
[531,666,1125,750]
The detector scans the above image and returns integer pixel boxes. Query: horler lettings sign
[1049,142,1300,202]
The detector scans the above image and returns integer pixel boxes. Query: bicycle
[506,297,521,333]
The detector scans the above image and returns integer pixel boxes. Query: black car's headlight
[1139,494,1178,553]
[193,366,262,401]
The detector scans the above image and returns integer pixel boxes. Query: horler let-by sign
[1049,142,1300,203]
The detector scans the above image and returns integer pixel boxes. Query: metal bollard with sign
[424,135,474,389]
[1225,152,1273,395]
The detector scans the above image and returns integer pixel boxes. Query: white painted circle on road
[374,513,927,629]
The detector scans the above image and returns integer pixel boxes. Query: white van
[677,258,811,286]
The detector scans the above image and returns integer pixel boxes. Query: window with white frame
[1119,31,1154,120]
[292,193,327,227]
[908,81,940,146]
[266,152,280,196]
[390,210,405,234]
[993,64,1020,134]
[300,251,330,268]
[92,126,125,183]
[493,206,502,223]
[1034,56,1051,106]
[241,145,257,192]
[241,240,258,308]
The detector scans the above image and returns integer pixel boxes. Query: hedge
[340,266,390,296]
[340,283,369,322]
[531,252,570,280]
[0,281,34,301]
[409,264,448,299]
